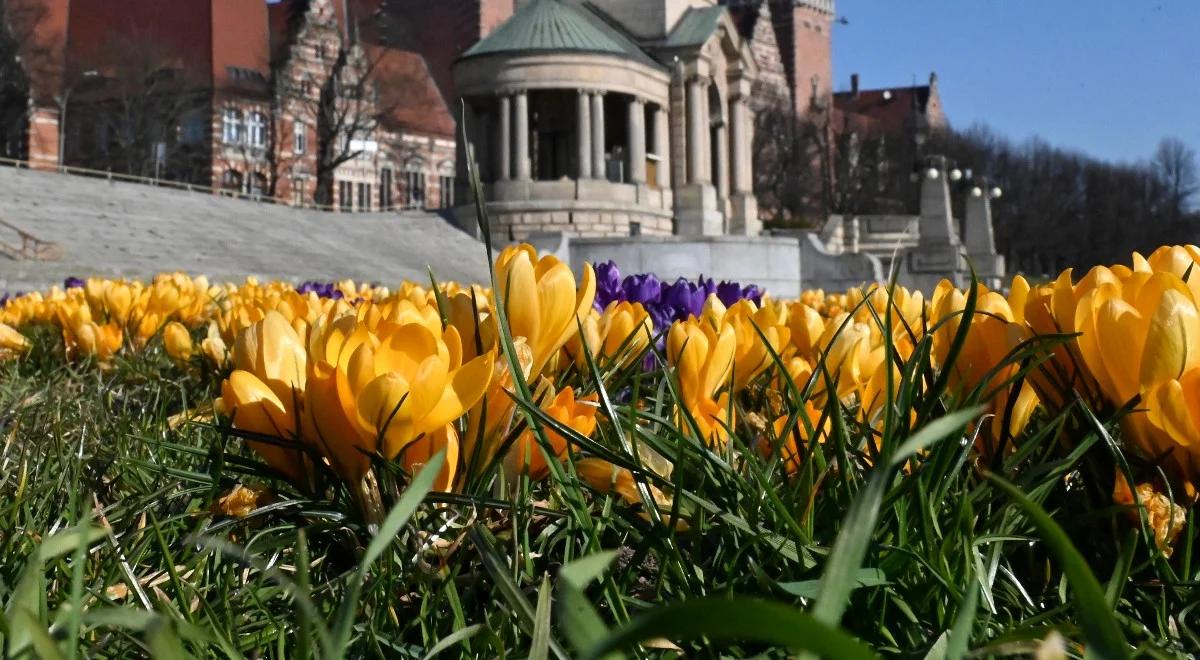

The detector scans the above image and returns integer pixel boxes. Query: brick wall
[786,3,833,115]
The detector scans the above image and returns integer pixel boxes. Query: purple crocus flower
[661,278,705,321]
[296,281,343,299]
[64,277,84,290]
[594,261,623,310]
[621,273,662,307]
[716,281,744,307]
[741,284,763,307]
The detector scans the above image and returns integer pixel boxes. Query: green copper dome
[462,0,658,68]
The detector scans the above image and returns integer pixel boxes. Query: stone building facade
[454,0,760,241]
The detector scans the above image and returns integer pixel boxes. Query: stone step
[0,167,491,291]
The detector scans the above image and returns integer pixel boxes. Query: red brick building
[833,72,946,137]
[9,0,456,212]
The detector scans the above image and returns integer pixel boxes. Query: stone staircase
[0,167,490,292]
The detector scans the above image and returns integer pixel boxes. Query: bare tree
[65,36,209,181]
[273,1,386,206]
[1153,137,1199,222]
[271,1,436,207]
[752,101,820,226]
[0,0,47,159]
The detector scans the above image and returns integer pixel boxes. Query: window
[338,181,353,211]
[247,111,267,148]
[405,163,426,209]
[293,121,306,154]
[221,170,243,194]
[357,182,371,211]
[292,179,306,207]
[250,172,268,199]
[180,111,205,144]
[380,168,393,210]
[436,162,455,208]
[222,108,243,144]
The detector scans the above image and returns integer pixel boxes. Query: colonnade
[492,88,669,189]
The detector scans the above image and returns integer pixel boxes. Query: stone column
[590,91,606,180]
[653,105,669,189]
[513,90,531,181]
[686,78,704,184]
[727,81,760,236]
[576,90,592,179]
[715,119,729,202]
[628,96,646,184]
[730,95,751,193]
[699,81,712,184]
[497,94,511,181]
[917,163,956,247]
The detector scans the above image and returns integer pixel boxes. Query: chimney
[850,73,859,98]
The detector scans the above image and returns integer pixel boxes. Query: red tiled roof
[833,85,937,135]
[365,44,456,138]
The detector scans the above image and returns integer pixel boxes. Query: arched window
[404,159,426,209]
[293,121,306,154]
[247,111,267,148]
[437,161,455,208]
[250,172,268,199]
[222,108,243,144]
[221,169,243,194]
[379,167,394,210]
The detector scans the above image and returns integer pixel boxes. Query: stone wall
[488,209,674,241]
[554,234,804,298]
[798,232,884,292]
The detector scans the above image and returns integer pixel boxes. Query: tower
[376,0,514,106]
[719,0,833,116]
[779,0,833,115]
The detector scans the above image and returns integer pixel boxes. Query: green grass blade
[984,471,1130,659]
[420,624,488,660]
[331,450,446,654]
[531,573,554,660]
[582,597,878,660]
[812,407,982,626]
[557,551,620,658]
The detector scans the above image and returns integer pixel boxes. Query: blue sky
[833,1,1200,164]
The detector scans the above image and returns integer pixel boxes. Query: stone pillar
[628,97,646,184]
[902,161,968,290]
[964,189,997,255]
[917,164,957,247]
[513,90,531,181]
[653,105,669,189]
[686,78,705,184]
[577,90,592,179]
[699,81,712,184]
[715,120,729,202]
[964,185,1005,288]
[498,94,511,181]
[727,87,760,236]
[591,91,606,180]
[730,95,751,194]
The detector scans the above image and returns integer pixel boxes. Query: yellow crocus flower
[494,244,596,380]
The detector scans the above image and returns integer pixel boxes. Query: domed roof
[461,0,659,68]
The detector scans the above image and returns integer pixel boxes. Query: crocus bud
[163,321,194,362]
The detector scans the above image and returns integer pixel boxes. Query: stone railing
[0,217,62,262]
